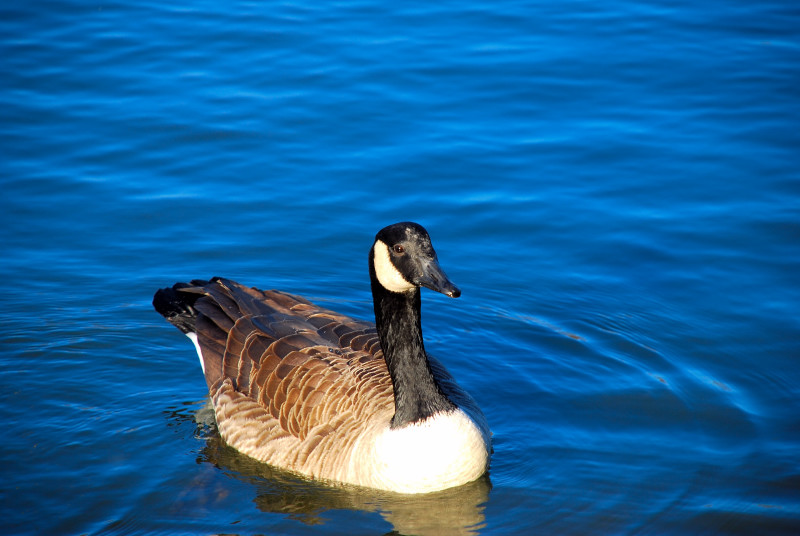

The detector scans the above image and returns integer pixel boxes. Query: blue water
[2,1,799,534]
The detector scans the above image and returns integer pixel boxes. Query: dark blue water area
[2,1,799,534]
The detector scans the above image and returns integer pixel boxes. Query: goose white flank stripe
[185,332,204,374]
[152,222,491,493]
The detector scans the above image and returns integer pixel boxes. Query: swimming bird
[152,222,491,494]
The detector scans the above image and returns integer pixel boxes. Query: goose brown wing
[182,278,392,440]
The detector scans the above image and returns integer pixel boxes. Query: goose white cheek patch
[373,240,415,293]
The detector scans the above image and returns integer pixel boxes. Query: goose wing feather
[181,278,396,480]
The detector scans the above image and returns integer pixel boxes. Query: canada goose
[153,222,491,494]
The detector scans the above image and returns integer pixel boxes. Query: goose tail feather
[152,280,208,334]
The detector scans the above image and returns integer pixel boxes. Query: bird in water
[153,222,491,494]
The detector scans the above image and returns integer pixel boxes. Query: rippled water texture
[2,1,799,534]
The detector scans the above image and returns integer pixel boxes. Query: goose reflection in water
[182,401,491,536]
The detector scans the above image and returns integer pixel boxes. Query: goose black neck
[370,277,456,428]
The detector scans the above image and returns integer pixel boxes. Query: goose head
[369,222,461,298]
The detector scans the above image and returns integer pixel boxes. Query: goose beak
[415,258,461,298]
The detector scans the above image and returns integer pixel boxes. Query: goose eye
[393,244,405,254]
